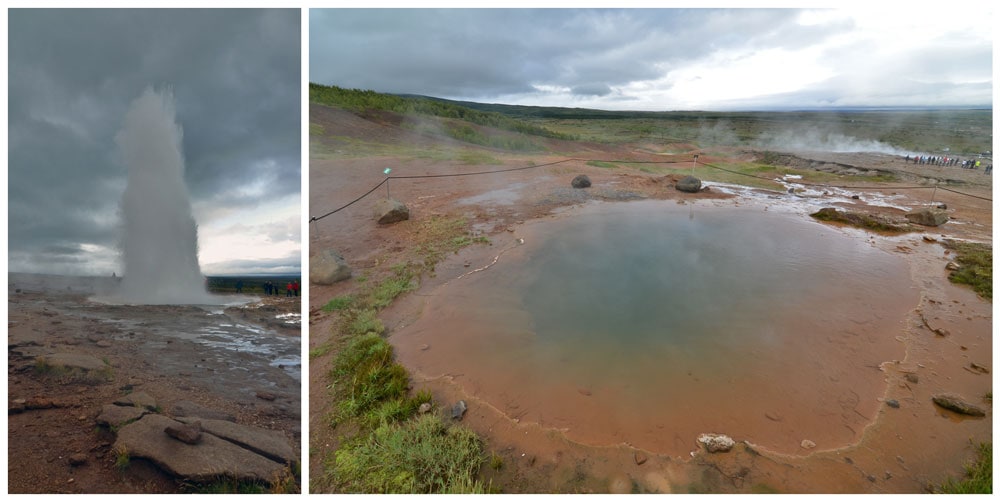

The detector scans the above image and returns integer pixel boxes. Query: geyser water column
[116,87,213,305]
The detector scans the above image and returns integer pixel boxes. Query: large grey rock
[571,174,592,188]
[168,400,236,422]
[310,249,352,285]
[177,417,296,464]
[932,393,986,416]
[113,414,286,482]
[374,198,410,224]
[96,404,148,429]
[697,433,735,453]
[676,176,702,193]
[905,208,949,227]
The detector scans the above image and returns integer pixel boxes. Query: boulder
[676,176,702,193]
[697,433,735,453]
[905,208,949,227]
[932,393,986,416]
[113,414,286,483]
[374,198,409,224]
[571,175,592,188]
[310,249,352,285]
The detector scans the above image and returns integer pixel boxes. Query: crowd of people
[903,154,992,174]
[262,279,300,297]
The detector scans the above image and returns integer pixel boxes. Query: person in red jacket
[293,280,300,297]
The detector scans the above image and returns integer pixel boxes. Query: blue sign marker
[384,168,392,175]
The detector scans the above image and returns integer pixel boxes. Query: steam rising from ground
[115,87,215,304]
[756,128,913,156]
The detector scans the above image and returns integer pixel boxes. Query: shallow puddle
[392,200,919,456]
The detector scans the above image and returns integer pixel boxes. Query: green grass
[322,295,355,312]
[944,240,992,300]
[939,442,992,494]
[587,160,619,169]
[315,214,493,493]
[332,415,487,494]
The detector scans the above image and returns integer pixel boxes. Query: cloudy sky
[8,9,301,276]
[311,6,993,110]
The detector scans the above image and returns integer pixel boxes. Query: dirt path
[7,279,302,493]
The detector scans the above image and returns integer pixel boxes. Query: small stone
[851,195,861,200]
[922,235,938,243]
[634,452,648,465]
[800,439,816,449]
[932,393,986,416]
[450,400,467,421]
[418,402,432,414]
[420,344,430,351]
[698,433,735,453]
[867,475,877,483]
[255,391,277,401]
[885,399,900,409]
[764,411,783,422]
[68,453,88,466]
[945,261,961,271]
[904,374,919,384]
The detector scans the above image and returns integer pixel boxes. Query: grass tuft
[943,240,992,300]
[332,415,486,493]
[938,442,991,494]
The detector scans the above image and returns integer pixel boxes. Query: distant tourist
[293,280,300,297]
[286,281,293,297]
[235,279,243,293]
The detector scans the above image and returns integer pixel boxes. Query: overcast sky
[8,9,301,276]
[311,6,993,110]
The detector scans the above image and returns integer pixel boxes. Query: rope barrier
[311,156,991,222]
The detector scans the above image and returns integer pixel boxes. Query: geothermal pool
[392,200,919,456]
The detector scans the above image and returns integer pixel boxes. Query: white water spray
[115,87,214,304]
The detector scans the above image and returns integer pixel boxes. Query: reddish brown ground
[7,288,301,494]
[308,105,992,493]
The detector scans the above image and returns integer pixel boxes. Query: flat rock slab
[114,414,286,482]
[43,352,107,372]
[168,400,236,422]
[114,391,158,411]
[96,404,148,428]
[177,417,296,464]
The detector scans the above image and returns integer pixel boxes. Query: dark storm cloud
[310,9,810,99]
[8,9,300,274]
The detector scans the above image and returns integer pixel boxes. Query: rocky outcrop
[571,175,591,188]
[177,417,296,464]
[113,391,158,412]
[96,404,148,429]
[310,249,352,285]
[932,393,986,416]
[374,198,410,224]
[905,208,949,227]
[697,433,735,453]
[113,414,287,483]
[676,175,702,193]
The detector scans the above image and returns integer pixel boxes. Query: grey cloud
[8,8,300,274]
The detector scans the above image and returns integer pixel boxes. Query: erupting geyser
[116,87,214,304]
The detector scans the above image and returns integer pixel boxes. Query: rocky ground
[309,105,992,493]
[7,277,302,493]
